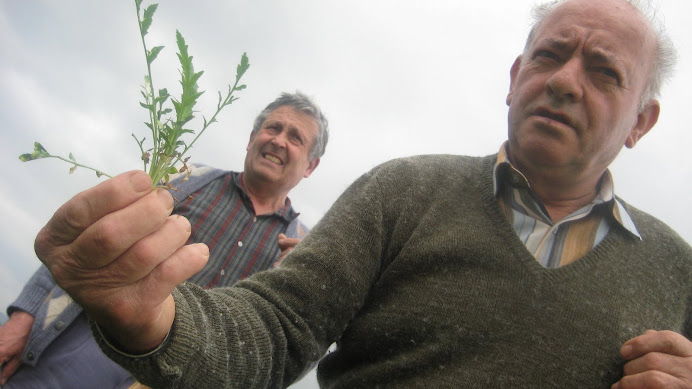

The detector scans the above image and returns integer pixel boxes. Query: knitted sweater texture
[98,154,692,388]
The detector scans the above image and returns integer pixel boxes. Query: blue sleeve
[8,265,85,366]
[8,265,55,317]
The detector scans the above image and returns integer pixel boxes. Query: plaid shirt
[493,144,640,268]
[176,171,299,288]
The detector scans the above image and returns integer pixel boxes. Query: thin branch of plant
[19,0,249,187]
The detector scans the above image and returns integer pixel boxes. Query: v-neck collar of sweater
[477,154,641,283]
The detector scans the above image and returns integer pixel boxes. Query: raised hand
[613,330,692,389]
[35,170,209,353]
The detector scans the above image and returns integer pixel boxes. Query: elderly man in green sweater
[30,0,692,387]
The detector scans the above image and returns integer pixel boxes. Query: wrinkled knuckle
[131,241,160,268]
[642,370,669,387]
[642,352,666,370]
[44,255,73,286]
[657,331,679,352]
[33,228,53,261]
[91,218,125,253]
[65,192,97,230]
[156,255,178,282]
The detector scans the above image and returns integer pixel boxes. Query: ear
[506,55,523,106]
[303,158,320,179]
[246,131,256,152]
[625,100,660,148]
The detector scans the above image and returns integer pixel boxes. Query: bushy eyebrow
[587,48,624,68]
[534,38,571,53]
[262,119,309,141]
[534,37,627,76]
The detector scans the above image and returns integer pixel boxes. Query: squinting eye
[597,68,620,84]
[534,50,559,61]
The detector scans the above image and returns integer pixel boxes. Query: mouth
[533,108,572,127]
[262,153,284,165]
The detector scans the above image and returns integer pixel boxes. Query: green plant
[19,0,250,187]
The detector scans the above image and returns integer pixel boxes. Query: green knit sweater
[98,154,692,388]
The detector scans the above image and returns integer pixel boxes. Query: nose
[270,131,288,148]
[545,58,584,103]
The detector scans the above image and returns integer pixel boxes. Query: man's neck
[506,156,602,222]
[241,174,289,216]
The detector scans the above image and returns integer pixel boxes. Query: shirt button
[27,351,35,361]
[238,241,243,247]
[220,269,225,276]
[253,217,257,222]
[55,321,65,330]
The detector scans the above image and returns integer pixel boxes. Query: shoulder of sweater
[369,154,496,178]
[617,196,692,253]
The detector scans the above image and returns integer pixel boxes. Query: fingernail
[175,214,191,232]
[129,171,152,192]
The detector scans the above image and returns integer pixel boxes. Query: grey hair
[252,91,329,160]
[524,0,677,111]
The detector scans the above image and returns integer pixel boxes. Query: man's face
[506,0,659,183]
[244,105,320,193]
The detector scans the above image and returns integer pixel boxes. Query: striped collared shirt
[175,171,299,288]
[493,144,640,268]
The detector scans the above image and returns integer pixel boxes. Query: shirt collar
[234,172,299,222]
[493,142,641,240]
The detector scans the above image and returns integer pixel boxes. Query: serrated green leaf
[175,30,189,63]
[69,153,76,162]
[236,84,246,91]
[158,108,173,116]
[141,18,152,37]
[167,166,178,174]
[141,4,158,36]
[147,45,164,65]
[191,70,204,84]
[236,53,250,78]
[18,153,33,162]
[143,3,158,20]
[140,102,153,110]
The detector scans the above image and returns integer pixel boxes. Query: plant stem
[50,156,112,178]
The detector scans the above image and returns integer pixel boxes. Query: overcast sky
[1,1,690,387]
